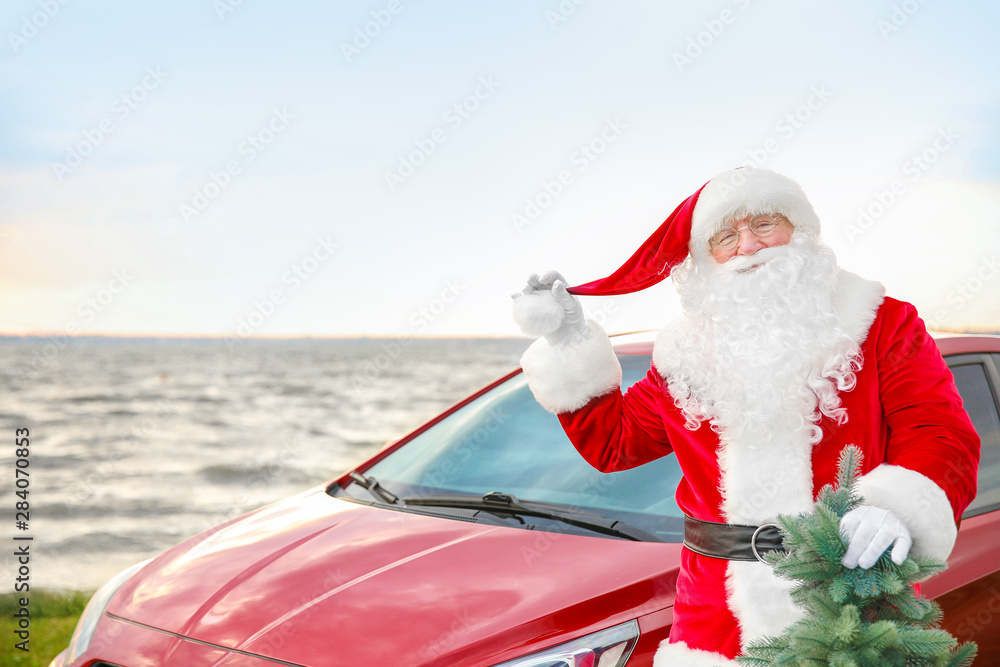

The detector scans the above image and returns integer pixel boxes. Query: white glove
[511,270,586,346]
[840,505,912,569]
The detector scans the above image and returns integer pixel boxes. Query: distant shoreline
[0,334,535,343]
[3,329,998,342]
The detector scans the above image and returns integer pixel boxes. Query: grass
[0,590,91,667]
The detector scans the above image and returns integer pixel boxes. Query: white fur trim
[653,639,737,667]
[830,269,885,346]
[511,290,565,337]
[855,464,958,566]
[691,168,820,254]
[716,427,816,524]
[650,319,685,377]
[519,320,621,414]
[726,561,804,649]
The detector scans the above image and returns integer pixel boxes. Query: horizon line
[2,327,999,340]
[0,330,531,341]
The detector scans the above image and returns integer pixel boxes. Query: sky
[1,0,999,338]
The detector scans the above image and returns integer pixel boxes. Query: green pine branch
[737,445,977,667]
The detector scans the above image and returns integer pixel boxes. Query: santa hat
[568,168,821,296]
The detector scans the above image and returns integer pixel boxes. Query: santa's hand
[840,505,912,569]
[511,271,586,346]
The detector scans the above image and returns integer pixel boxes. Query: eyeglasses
[709,214,786,250]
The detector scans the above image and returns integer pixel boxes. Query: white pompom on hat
[511,290,565,337]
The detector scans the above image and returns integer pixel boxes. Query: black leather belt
[683,515,786,562]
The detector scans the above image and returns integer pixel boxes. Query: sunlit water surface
[0,337,530,592]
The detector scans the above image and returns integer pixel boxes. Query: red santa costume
[513,169,980,665]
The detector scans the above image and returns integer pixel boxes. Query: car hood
[109,486,680,666]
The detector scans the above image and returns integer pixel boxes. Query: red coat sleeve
[557,368,673,473]
[876,299,981,520]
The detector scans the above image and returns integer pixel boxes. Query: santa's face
[708,214,794,265]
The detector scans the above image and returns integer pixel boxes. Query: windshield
[337,354,684,542]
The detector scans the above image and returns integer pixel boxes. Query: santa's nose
[734,229,766,255]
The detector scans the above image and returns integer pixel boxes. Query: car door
[926,351,1000,660]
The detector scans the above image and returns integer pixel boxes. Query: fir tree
[738,445,977,667]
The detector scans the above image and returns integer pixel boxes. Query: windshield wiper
[348,471,400,505]
[400,491,661,542]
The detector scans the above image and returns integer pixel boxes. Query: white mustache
[718,245,792,274]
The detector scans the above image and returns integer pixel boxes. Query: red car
[52,332,1000,666]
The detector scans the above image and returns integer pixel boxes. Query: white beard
[658,232,862,477]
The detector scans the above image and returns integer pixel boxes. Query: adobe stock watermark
[520,474,617,567]
[340,0,405,63]
[672,0,753,73]
[511,117,628,233]
[179,108,295,223]
[77,268,135,322]
[736,85,833,173]
[250,566,354,656]
[877,0,932,39]
[7,0,72,54]
[13,268,135,382]
[557,299,621,348]
[843,126,959,243]
[423,608,484,661]
[225,235,338,347]
[616,86,819,214]
[929,253,999,329]
[954,586,1000,642]
[67,397,174,505]
[351,278,467,389]
[545,0,587,30]
[52,66,168,181]
[511,291,621,352]
[873,458,976,568]
[194,436,309,536]
[215,442,307,521]
[417,406,510,492]
[384,76,501,191]
[213,0,248,21]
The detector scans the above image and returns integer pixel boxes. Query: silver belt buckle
[750,523,780,563]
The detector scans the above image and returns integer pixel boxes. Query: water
[0,336,531,592]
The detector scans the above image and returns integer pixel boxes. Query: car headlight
[66,558,152,662]
[491,620,639,667]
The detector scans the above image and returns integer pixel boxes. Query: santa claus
[510,168,980,665]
